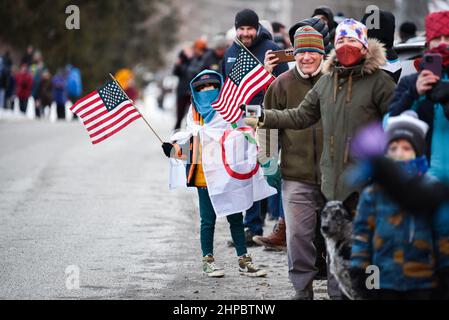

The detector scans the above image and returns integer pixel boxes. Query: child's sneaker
[238,254,267,277]
[202,255,224,278]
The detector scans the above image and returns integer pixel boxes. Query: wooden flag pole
[109,73,164,144]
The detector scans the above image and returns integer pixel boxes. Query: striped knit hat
[294,26,325,55]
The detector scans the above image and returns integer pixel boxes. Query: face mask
[335,44,364,67]
[196,88,219,105]
[194,89,219,123]
[427,43,449,67]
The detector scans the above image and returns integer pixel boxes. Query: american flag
[70,80,141,144]
[211,45,275,123]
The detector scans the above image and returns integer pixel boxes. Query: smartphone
[271,48,295,63]
[244,104,262,118]
[422,53,442,78]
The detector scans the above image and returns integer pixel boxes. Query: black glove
[370,157,449,216]
[429,80,449,104]
[162,142,174,158]
[429,80,449,120]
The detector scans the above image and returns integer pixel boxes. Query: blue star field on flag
[228,48,259,85]
[98,81,129,111]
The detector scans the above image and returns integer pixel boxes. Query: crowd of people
[0,46,83,120]
[168,6,449,300]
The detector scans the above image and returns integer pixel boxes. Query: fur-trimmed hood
[323,38,387,75]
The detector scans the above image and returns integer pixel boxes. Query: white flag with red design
[200,126,277,217]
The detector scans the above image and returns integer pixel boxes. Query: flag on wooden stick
[211,42,275,124]
[70,80,141,144]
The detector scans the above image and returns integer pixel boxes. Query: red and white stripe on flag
[211,64,274,124]
[70,90,141,144]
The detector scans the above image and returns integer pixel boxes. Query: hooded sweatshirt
[361,10,402,83]
[185,70,224,187]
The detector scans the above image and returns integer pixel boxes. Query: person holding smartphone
[389,11,449,184]
[222,9,289,247]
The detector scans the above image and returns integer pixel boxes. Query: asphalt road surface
[0,107,328,300]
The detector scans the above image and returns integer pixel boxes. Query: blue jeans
[244,201,263,236]
[267,185,284,219]
[244,182,284,235]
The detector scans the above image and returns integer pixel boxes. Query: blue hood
[189,70,223,123]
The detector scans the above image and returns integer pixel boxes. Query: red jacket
[15,71,33,100]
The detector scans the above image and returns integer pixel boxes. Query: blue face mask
[193,89,219,123]
[397,155,429,177]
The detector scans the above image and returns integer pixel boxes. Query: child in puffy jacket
[351,111,437,300]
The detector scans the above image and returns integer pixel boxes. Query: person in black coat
[221,9,289,245]
[361,10,402,83]
[312,6,337,46]
[221,9,289,105]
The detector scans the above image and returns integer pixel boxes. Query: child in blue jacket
[351,111,437,299]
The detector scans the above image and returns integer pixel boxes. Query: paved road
[0,108,328,300]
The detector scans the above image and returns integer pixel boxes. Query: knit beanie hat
[400,22,417,36]
[335,18,369,48]
[386,111,429,157]
[361,10,395,48]
[425,11,449,44]
[289,18,331,54]
[235,9,259,29]
[294,26,325,55]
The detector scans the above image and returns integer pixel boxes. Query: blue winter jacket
[433,201,449,271]
[351,156,437,291]
[389,72,449,183]
[221,25,289,105]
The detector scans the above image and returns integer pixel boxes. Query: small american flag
[70,80,141,144]
[211,44,275,123]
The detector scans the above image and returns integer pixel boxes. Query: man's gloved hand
[429,80,449,120]
[429,80,449,104]
[162,142,174,158]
